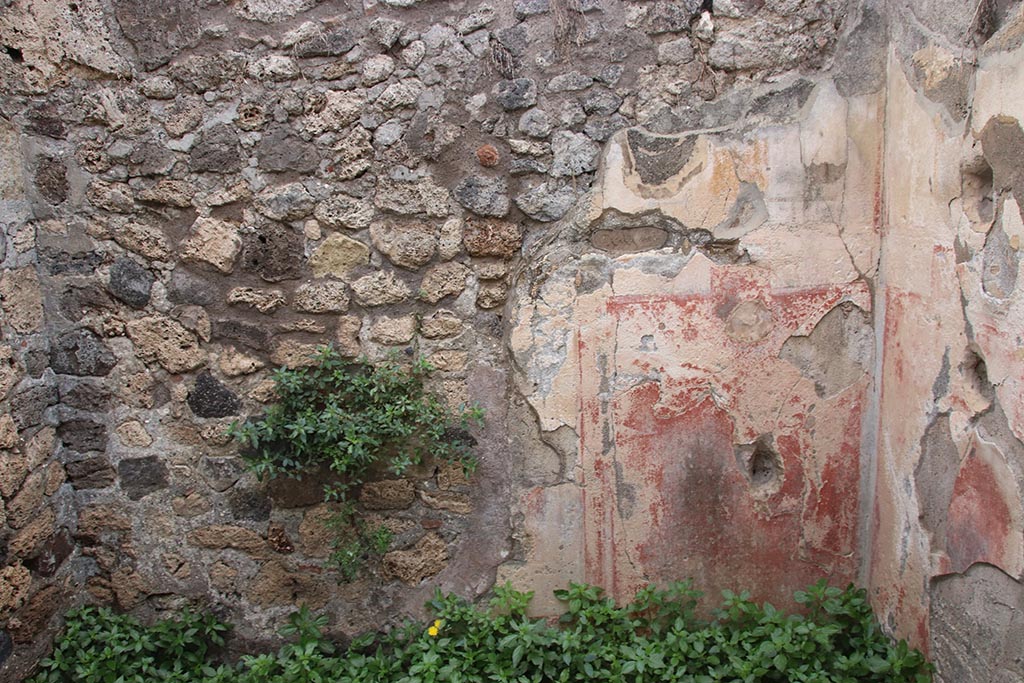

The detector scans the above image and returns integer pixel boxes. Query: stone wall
[0,0,1021,681]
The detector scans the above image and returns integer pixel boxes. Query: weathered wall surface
[506,68,885,611]
[0,0,856,678]
[0,0,1021,681]
[871,2,1024,680]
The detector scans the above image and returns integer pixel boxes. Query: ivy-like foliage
[228,345,483,579]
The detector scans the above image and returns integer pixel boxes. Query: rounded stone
[108,257,154,309]
[453,176,510,217]
[494,78,538,110]
[308,233,371,279]
[50,329,117,377]
[518,108,553,138]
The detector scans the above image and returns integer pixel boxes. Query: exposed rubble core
[1,1,1023,682]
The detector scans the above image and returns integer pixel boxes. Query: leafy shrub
[227,345,483,579]
[32,581,933,683]
[29,605,228,683]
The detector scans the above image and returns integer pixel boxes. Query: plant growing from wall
[228,345,483,580]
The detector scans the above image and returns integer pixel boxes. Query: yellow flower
[427,619,442,637]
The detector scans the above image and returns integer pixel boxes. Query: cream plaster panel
[840,93,886,278]
[884,58,965,293]
[741,223,859,289]
[800,81,849,168]
[973,45,1024,137]
[610,251,714,298]
[496,484,585,616]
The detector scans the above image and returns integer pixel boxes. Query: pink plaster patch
[945,437,1024,578]
[578,265,870,607]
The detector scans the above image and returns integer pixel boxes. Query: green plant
[34,581,934,683]
[29,605,229,683]
[228,345,483,579]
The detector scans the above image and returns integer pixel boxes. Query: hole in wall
[963,347,995,405]
[735,435,783,492]
[749,439,779,486]
[961,157,995,228]
[973,0,1017,43]
[3,45,23,63]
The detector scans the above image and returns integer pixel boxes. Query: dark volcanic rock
[191,124,242,174]
[119,456,170,500]
[35,156,68,204]
[112,0,202,69]
[294,28,358,57]
[27,104,65,139]
[494,78,537,110]
[26,528,74,577]
[50,329,117,376]
[212,319,271,350]
[257,127,319,173]
[453,176,510,217]
[58,419,108,453]
[228,487,272,521]
[240,223,304,282]
[11,384,58,430]
[41,247,105,276]
[60,381,111,411]
[0,630,11,667]
[626,129,698,186]
[65,457,117,489]
[108,258,155,309]
[199,456,246,492]
[187,371,241,418]
[167,267,219,306]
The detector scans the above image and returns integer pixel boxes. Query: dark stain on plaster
[712,182,768,239]
[932,348,950,402]
[981,116,1024,199]
[914,56,972,122]
[977,400,1024,465]
[954,236,972,264]
[625,130,698,186]
[576,258,615,294]
[960,153,994,228]
[806,162,847,189]
[973,0,1020,44]
[914,414,959,550]
[614,460,637,519]
[592,227,669,254]
[833,8,888,97]
[748,79,815,120]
